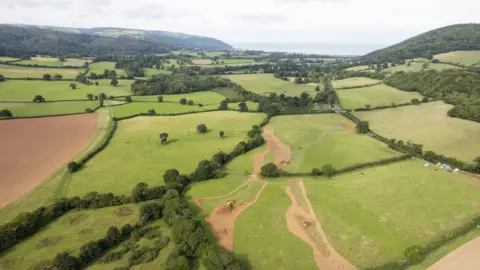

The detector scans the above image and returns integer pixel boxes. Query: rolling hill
[363,24,480,62]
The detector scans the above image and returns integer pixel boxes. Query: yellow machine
[225,199,236,211]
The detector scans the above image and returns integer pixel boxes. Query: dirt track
[428,236,480,270]
[0,114,97,207]
[285,180,356,270]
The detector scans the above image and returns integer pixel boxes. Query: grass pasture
[385,62,460,73]
[270,114,399,172]
[332,77,381,89]
[131,91,226,105]
[65,111,266,196]
[345,65,371,71]
[0,101,98,117]
[111,102,216,118]
[143,68,170,77]
[0,57,19,62]
[0,80,133,101]
[223,74,317,96]
[337,84,423,110]
[88,62,126,76]
[210,87,245,100]
[15,56,90,67]
[0,64,84,79]
[434,50,480,66]
[356,101,480,162]
[0,205,139,270]
[303,158,480,268]
[192,59,214,65]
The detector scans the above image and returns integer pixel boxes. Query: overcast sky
[1,0,478,48]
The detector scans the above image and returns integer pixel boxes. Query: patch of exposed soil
[428,236,480,270]
[263,126,291,170]
[0,114,97,208]
[285,180,356,270]
[343,123,355,130]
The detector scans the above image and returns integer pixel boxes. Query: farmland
[0,101,99,117]
[0,64,84,79]
[0,80,133,101]
[223,74,317,96]
[88,61,126,76]
[130,91,226,105]
[64,111,266,196]
[269,114,399,172]
[332,77,380,89]
[15,56,90,67]
[337,84,423,110]
[111,102,217,118]
[356,101,480,162]
[434,50,480,66]
[385,62,460,73]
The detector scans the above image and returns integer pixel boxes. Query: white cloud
[0,0,478,52]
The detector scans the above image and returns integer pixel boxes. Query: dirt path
[0,114,98,208]
[427,236,480,270]
[192,125,292,251]
[285,180,356,270]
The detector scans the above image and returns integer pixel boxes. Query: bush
[260,163,279,177]
[67,161,80,173]
[196,124,208,133]
[0,109,13,118]
[157,96,163,102]
[147,109,156,115]
[179,98,187,105]
[404,245,424,263]
[33,95,46,102]
[187,100,194,105]
[411,98,421,104]
[125,96,133,103]
[85,108,93,113]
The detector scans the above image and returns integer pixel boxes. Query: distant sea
[231,43,388,56]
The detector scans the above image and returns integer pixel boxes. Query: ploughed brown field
[0,114,97,207]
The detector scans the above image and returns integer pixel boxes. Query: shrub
[85,108,93,113]
[67,161,80,173]
[157,96,163,102]
[179,98,187,105]
[411,98,420,104]
[148,109,156,115]
[43,74,51,81]
[355,121,369,134]
[187,100,194,105]
[218,100,229,110]
[404,245,424,263]
[261,163,279,177]
[196,124,208,133]
[422,97,429,102]
[125,96,132,103]
[0,109,13,118]
[33,95,46,102]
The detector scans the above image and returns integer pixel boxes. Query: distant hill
[0,24,232,57]
[363,24,480,62]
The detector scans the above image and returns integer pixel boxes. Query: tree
[473,157,480,164]
[33,95,45,102]
[238,102,248,112]
[148,109,156,115]
[422,97,429,103]
[219,130,225,138]
[43,74,51,81]
[157,96,164,102]
[69,83,77,89]
[404,245,424,263]
[0,109,13,118]
[160,132,169,144]
[315,85,320,92]
[391,102,396,107]
[110,78,119,87]
[321,164,336,178]
[163,168,179,184]
[197,124,208,133]
[89,72,98,80]
[365,104,371,109]
[95,82,99,86]
[86,93,94,100]
[0,74,5,82]
[125,96,132,103]
[422,63,429,69]
[53,252,81,270]
[382,62,389,68]
[261,163,279,177]
[67,161,79,173]
[411,98,421,104]
[355,121,370,134]
[218,100,229,110]
[59,57,66,62]
[187,100,194,105]
[179,98,187,105]
[53,74,63,80]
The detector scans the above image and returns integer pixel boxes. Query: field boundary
[335,82,382,90]
[0,105,101,121]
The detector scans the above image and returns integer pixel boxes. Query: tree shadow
[163,139,178,145]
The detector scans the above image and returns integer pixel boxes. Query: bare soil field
[0,114,97,207]
[427,237,480,270]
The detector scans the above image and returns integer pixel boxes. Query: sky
[1,0,479,53]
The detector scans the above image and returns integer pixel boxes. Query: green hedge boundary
[335,82,382,90]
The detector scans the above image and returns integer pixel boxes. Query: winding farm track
[427,237,480,270]
[0,114,97,207]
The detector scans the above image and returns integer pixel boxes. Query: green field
[88,62,126,76]
[210,87,245,100]
[0,57,19,62]
[64,111,266,196]
[332,77,381,89]
[131,91,226,105]
[0,80,133,101]
[111,102,217,118]
[223,74,317,96]
[385,62,460,73]
[270,114,399,172]
[143,68,170,77]
[434,50,480,66]
[0,205,139,270]
[15,56,90,67]
[337,84,424,110]
[0,64,84,79]
[356,101,480,162]
[303,159,480,268]
[0,101,98,117]
[345,65,371,71]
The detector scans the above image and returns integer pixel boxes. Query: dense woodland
[363,24,480,62]
[131,75,230,95]
[385,70,480,123]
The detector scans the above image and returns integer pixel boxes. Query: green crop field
[0,64,84,79]
[303,158,480,268]
[345,65,371,71]
[223,74,317,96]
[385,62,460,73]
[111,102,218,118]
[131,91,226,105]
[0,57,19,62]
[0,80,133,101]
[337,84,424,110]
[270,114,399,172]
[0,204,139,270]
[332,77,381,89]
[0,101,98,117]
[88,62,126,76]
[64,111,266,196]
[143,68,170,77]
[356,101,480,162]
[434,50,480,66]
